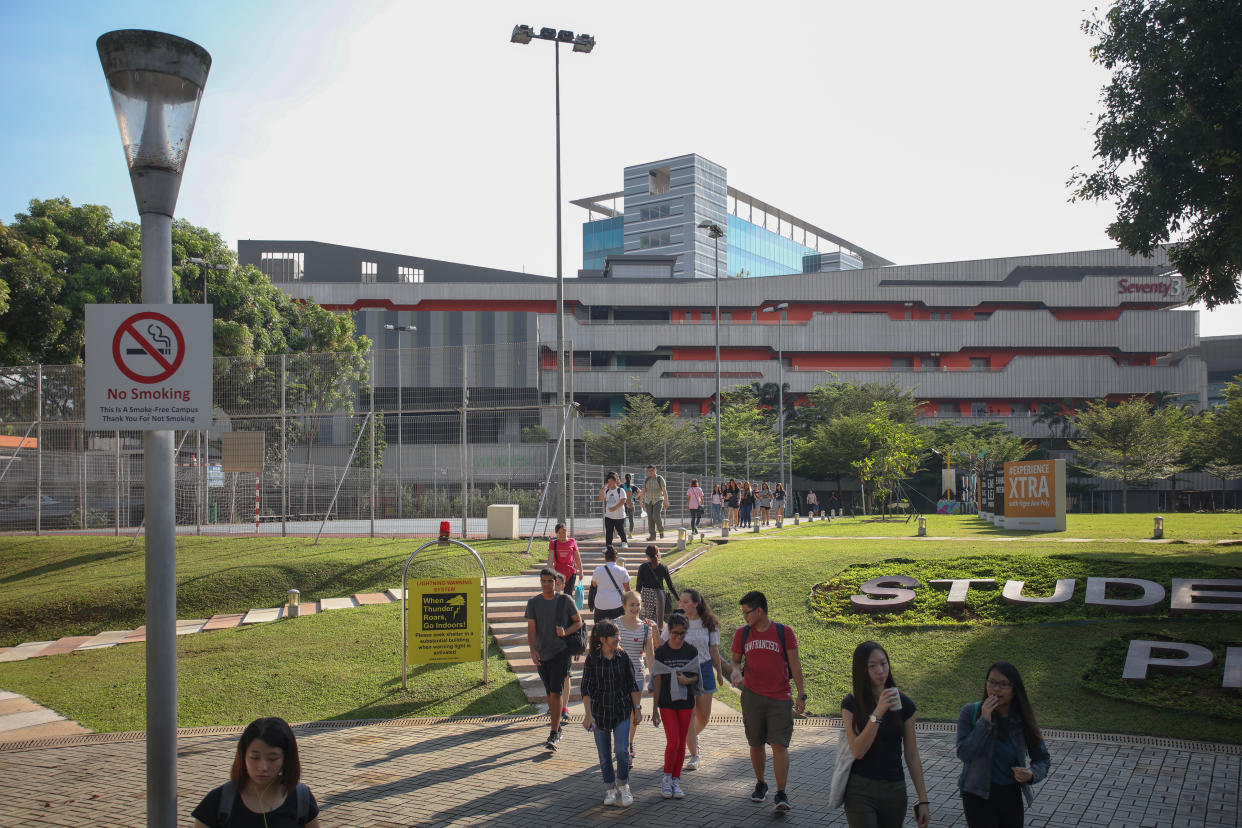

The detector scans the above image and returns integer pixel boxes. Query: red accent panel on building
[791,354,892,370]
[320,299,559,313]
[673,348,774,361]
[1049,308,1125,320]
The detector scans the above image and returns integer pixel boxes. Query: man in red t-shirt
[727,590,806,813]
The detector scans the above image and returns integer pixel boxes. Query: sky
[1,0,1238,336]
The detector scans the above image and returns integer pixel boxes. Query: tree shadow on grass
[0,541,140,585]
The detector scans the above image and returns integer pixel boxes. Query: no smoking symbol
[112,311,186,384]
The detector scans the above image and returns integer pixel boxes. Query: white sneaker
[619,784,634,806]
[671,778,685,799]
[661,774,673,799]
[684,754,700,771]
[621,542,628,549]
[603,787,618,806]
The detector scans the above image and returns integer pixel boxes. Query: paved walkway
[0,715,1237,827]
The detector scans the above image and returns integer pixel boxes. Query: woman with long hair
[773,482,787,521]
[710,484,723,527]
[617,589,657,763]
[739,482,754,527]
[759,482,773,525]
[840,641,930,828]
[725,479,741,528]
[635,545,677,630]
[651,611,701,800]
[590,545,631,622]
[956,661,1051,828]
[663,588,725,771]
[192,716,321,827]
[581,618,642,807]
[547,522,583,597]
[686,478,705,535]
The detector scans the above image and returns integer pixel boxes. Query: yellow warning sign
[406,578,481,664]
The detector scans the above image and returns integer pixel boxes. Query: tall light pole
[384,324,416,520]
[762,302,788,494]
[185,256,226,304]
[511,24,595,526]
[98,29,210,828]
[698,220,725,484]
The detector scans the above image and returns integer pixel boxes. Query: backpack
[217,780,311,826]
[739,622,791,679]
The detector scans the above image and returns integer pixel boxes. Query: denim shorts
[699,661,717,693]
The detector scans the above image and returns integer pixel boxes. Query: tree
[851,402,925,519]
[1034,400,1077,449]
[582,394,698,470]
[1071,0,1242,307]
[793,412,874,495]
[1070,397,1192,511]
[1191,375,1242,480]
[694,387,779,479]
[922,420,1036,477]
[788,377,919,441]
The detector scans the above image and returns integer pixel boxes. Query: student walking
[547,523,583,597]
[759,482,773,525]
[725,479,741,528]
[525,567,584,751]
[806,491,819,517]
[600,472,630,549]
[664,588,726,771]
[839,641,931,828]
[635,545,677,631]
[581,618,642,807]
[652,611,702,800]
[773,483,787,521]
[623,472,639,535]
[686,478,705,534]
[956,661,1051,828]
[739,482,754,527]
[727,590,806,813]
[642,464,670,540]
[590,546,631,622]
[710,484,723,527]
[617,590,657,762]
[191,716,321,828]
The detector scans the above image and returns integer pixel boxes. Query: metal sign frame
[401,537,489,689]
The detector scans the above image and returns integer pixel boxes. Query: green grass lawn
[774,512,1242,541]
[686,535,1242,743]
[0,602,534,731]
[0,536,534,646]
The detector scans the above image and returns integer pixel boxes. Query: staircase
[491,539,677,708]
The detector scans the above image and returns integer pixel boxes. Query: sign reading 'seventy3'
[1116,275,1184,299]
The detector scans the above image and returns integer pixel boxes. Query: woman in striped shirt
[581,618,642,807]
[617,590,656,763]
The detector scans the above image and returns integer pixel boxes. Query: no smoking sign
[86,304,212,431]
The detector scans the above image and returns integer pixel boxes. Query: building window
[971,402,988,417]
[969,357,989,372]
[649,166,670,195]
[721,311,732,323]
[361,261,377,283]
[398,266,423,283]
[259,251,303,281]
[939,402,958,417]
[891,357,914,372]
[974,312,993,321]
[639,231,671,249]
[639,203,671,221]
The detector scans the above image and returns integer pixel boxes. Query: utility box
[487,504,519,539]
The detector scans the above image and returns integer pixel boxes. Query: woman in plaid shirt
[581,618,643,807]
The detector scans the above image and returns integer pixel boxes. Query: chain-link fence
[0,342,801,538]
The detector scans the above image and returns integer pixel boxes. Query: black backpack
[216,780,311,826]
[739,622,791,678]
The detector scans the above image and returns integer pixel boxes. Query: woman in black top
[581,619,642,807]
[635,545,677,630]
[192,717,321,828]
[651,612,700,800]
[725,479,741,528]
[840,641,930,828]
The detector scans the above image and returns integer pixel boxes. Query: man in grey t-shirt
[525,567,582,751]
[642,464,670,540]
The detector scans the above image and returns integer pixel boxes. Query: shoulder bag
[828,727,854,808]
[560,594,587,655]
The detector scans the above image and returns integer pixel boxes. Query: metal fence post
[35,365,42,535]
[281,353,287,538]
[370,348,376,539]
[461,345,468,538]
[115,431,121,535]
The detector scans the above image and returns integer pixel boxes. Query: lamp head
[572,33,595,52]
[510,24,534,44]
[98,30,211,216]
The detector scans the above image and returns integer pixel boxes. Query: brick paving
[0,717,1237,827]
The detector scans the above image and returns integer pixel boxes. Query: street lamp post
[762,302,789,495]
[511,24,595,526]
[98,29,210,828]
[384,324,417,520]
[185,256,226,304]
[698,220,724,484]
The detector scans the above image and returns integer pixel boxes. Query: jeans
[843,774,906,828]
[645,501,665,537]
[962,783,1024,828]
[711,503,722,525]
[593,718,631,785]
[604,516,627,547]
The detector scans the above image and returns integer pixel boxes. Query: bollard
[793,514,799,525]
[917,516,927,537]
[808,512,814,522]
[721,518,730,538]
[752,519,761,533]
[776,514,784,529]
[677,528,687,550]
[1153,516,1164,539]
[287,588,301,618]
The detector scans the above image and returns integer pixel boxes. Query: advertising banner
[1002,458,1066,531]
[406,577,482,665]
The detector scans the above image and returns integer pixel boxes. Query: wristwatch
[797,693,808,701]
[869,713,881,725]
